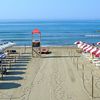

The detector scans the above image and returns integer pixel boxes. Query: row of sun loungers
[0,45,32,80]
[0,50,19,76]
[74,41,100,67]
[0,40,16,73]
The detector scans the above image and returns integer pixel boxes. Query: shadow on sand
[8,68,27,70]
[0,82,21,89]
[42,55,80,58]
[6,71,25,75]
[11,63,27,67]
[3,76,23,81]
[14,61,30,63]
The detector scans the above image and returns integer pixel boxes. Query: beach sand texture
[0,47,100,100]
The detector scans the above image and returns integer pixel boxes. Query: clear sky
[0,0,100,20]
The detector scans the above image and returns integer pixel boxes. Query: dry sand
[0,46,100,100]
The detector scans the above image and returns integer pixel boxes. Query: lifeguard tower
[32,29,41,57]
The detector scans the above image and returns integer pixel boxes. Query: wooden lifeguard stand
[32,29,41,57]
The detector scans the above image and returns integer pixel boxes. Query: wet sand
[0,46,100,100]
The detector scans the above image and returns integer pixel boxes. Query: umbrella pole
[32,34,33,57]
[1,59,3,80]
[40,33,41,57]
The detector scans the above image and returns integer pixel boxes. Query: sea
[0,20,100,46]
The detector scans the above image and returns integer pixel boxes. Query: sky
[0,0,100,20]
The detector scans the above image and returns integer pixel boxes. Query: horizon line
[0,19,100,22]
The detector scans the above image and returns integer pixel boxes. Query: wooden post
[24,44,26,53]
[82,64,84,83]
[77,57,78,70]
[74,52,75,57]
[82,64,84,70]
[15,56,16,63]
[32,34,33,57]
[73,56,75,65]
[92,75,94,99]
[68,50,70,56]
[19,53,20,57]
[1,64,3,80]
[82,72,84,84]
[40,33,41,57]
[9,60,11,69]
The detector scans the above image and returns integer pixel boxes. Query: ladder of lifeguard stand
[32,48,41,57]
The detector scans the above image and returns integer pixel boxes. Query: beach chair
[0,60,8,77]
[96,63,100,67]
[0,52,18,70]
[0,67,7,74]
[39,47,51,54]
[7,50,18,54]
[5,50,19,60]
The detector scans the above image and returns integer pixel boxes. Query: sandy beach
[0,46,100,100]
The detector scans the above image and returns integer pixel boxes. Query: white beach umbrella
[0,43,9,50]
[0,47,3,52]
[5,42,15,49]
[5,42,14,48]
[9,42,16,47]
[0,41,16,51]
[97,42,100,45]
[1,43,9,49]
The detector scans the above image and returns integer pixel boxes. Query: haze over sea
[0,20,100,46]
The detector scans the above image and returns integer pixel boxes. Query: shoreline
[14,45,76,48]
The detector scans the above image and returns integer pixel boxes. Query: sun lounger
[39,47,51,54]
[96,63,100,67]
[0,67,7,74]
[92,60,98,64]
[82,52,90,59]
[7,50,18,54]
[92,58,100,63]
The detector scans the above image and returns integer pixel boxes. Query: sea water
[0,20,100,46]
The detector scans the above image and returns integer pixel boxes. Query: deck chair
[39,47,51,54]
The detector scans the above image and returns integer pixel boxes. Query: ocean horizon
[0,20,100,46]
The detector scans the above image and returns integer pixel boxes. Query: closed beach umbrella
[90,47,98,55]
[97,42,100,45]
[74,41,82,45]
[85,46,93,52]
[83,45,91,51]
[96,50,100,55]
[77,43,83,48]
[0,53,6,59]
[95,50,100,57]
[80,43,87,49]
